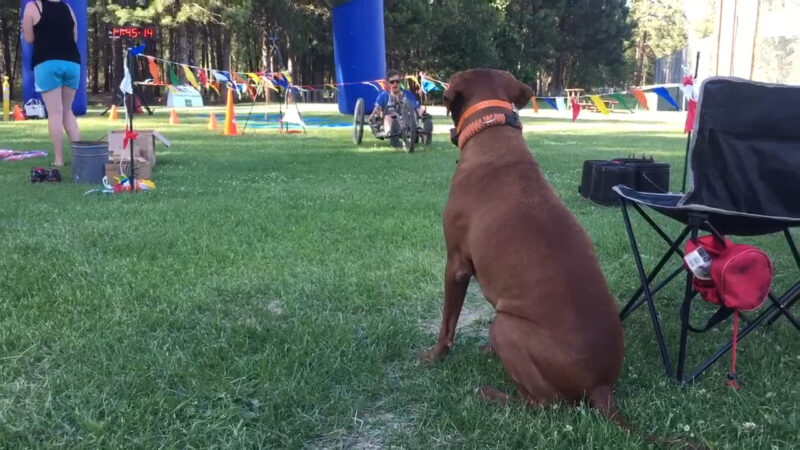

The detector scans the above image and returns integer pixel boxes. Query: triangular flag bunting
[168,63,180,86]
[555,97,567,111]
[611,93,632,112]
[630,89,648,110]
[571,96,581,121]
[653,86,680,110]
[531,98,539,113]
[589,95,610,115]
[146,56,161,84]
[684,99,697,134]
[544,97,558,110]
[183,66,200,91]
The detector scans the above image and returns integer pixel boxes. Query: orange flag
[531,98,539,113]
[146,56,161,84]
[630,89,649,110]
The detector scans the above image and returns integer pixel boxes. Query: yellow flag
[247,73,262,84]
[183,66,200,91]
[590,95,610,115]
[262,77,279,92]
[325,83,339,91]
[406,75,420,88]
[282,71,293,84]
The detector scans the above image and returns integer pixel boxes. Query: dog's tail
[588,385,706,449]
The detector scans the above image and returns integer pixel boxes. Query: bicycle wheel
[400,99,417,153]
[353,98,365,145]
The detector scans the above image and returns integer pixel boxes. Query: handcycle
[352,97,433,152]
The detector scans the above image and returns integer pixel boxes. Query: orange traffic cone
[223,89,238,136]
[109,104,119,121]
[168,108,179,125]
[13,104,25,121]
[207,113,218,130]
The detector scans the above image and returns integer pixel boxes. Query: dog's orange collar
[457,112,521,150]
[456,100,514,134]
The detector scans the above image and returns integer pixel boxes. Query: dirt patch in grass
[422,280,495,338]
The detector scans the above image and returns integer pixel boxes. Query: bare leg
[61,87,80,143]
[419,256,471,364]
[40,88,65,166]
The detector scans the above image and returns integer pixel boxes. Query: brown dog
[420,69,626,425]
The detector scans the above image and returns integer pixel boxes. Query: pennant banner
[589,95,610,115]
[571,96,581,122]
[630,89,649,110]
[544,97,558,110]
[531,98,539,114]
[653,86,680,110]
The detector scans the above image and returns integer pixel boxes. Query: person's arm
[371,92,386,118]
[22,3,36,44]
[68,5,78,42]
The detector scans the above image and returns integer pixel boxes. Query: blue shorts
[34,60,80,92]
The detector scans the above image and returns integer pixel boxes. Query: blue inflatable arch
[21,0,88,116]
[332,0,385,115]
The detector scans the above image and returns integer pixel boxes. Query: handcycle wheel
[353,98,365,145]
[422,114,433,145]
[400,99,417,153]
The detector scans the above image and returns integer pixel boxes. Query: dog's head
[443,69,533,127]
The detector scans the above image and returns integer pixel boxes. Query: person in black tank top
[23,0,82,167]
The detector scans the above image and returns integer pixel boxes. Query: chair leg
[676,273,694,383]
[622,265,686,320]
[682,296,790,385]
[618,203,691,319]
[765,285,800,331]
[619,197,674,377]
[766,229,800,326]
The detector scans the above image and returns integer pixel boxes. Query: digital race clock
[109,26,156,39]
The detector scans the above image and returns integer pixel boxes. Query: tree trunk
[0,16,14,87]
[635,31,648,86]
[91,11,99,93]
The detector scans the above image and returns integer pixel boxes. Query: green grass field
[1,107,797,449]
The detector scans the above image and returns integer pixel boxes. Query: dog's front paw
[417,345,448,365]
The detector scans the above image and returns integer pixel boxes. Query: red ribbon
[123,126,139,149]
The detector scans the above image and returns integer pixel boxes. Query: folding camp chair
[614,77,800,385]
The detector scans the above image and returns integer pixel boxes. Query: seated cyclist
[369,69,425,137]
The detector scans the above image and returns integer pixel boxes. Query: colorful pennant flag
[325,83,338,91]
[555,97,567,111]
[589,95,610,115]
[630,89,648,110]
[198,69,207,89]
[183,66,200,91]
[611,93,632,111]
[531,98,539,113]
[684,99,697,134]
[653,87,680,110]
[167,63,180,86]
[544,98,558,110]
[571,96,581,121]
[146,56,161,84]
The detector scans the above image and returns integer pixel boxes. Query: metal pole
[128,49,135,189]
[681,51,701,193]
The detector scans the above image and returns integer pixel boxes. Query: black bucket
[579,160,609,197]
[629,162,671,193]
[70,141,108,184]
[589,163,636,206]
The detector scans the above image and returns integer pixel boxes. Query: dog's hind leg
[487,313,560,406]
[419,256,472,364]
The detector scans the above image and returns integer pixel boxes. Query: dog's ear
[506,76,534,110]
[443,71,468,123]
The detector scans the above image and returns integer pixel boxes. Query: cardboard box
[106,158,153,181]
[108,130,170,166]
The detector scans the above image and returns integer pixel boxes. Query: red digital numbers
[110,26,156,40]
